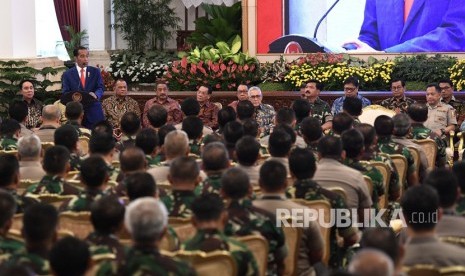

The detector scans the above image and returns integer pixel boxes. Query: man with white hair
[348,249,394,276]
[248,86,275,136]
[17,134,45,181]
[121,197,195,275]
[33,104,61,143]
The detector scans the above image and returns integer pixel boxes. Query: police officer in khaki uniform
[424,84,457,137]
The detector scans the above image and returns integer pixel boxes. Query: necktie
[404,0,414,22]
[80,68,86,88]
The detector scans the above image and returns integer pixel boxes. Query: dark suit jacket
[359,0,465,52]
[62,65,105,128]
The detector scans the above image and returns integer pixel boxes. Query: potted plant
[59,25,88,68]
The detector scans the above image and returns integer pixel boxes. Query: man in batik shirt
[142,81,182,127]
[248,86,275,136]
[19,80,43,129]
[380,79,415,114]
[102,79,141,129]
[196,85,219,130]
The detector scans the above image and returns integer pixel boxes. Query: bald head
[41,104,61,123]
[164,130,189,159]
[348,249,394,276]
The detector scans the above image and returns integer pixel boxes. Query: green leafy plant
[112,0,181,51]
[187,2,242,49]
[108,50,177,83]
[179,35,256,66]
[0,60,62,118]
[260,55,291,83]
[391,54,456,83]
[449,59,465,91]
[58,25,88,60]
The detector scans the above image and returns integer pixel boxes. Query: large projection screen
[252,0,465,54]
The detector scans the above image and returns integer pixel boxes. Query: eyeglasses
[249,95,261,99]
[391,86,404,91]
[439,86,452,90]
[344,87,357,92]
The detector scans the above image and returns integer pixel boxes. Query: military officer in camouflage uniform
[424,84,457,136]
[0,154,39,213]
[408,103,447,167]
[374,116,418,187]
[60,156,111,212]
[161,156,199,218]
[195,142,230,196]
[135,128,161,168]
[439,79,465,131]
[222,168,287,275]
[85,196,127,275]
[26,146,80,196]
[379,79,416,114]
[0,119,21,151]
[286,148,358,268]
[342,129,385,211]
[0,192,24,259]
[121,197,196,276]
[301,79,333,131]
[88,130,120,183]
[356,124,401,203]
[248,86,276,136]
[6,204,58,275]
[183,194,259,276]
[300,117,323,159]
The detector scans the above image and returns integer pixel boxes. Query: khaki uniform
[424,103,457,132]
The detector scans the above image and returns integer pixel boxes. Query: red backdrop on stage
[257,0,283,54]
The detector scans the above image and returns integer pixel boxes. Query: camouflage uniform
[309,97,333,125]
[0,137,18,151]
[456,195,465,216]
[59,188,107,212]
[188,140,202,157]
[69,153,82,171]
[194,173,222,196]
[442,96,465,130]
[26,175,81,196]
[411,122,447,167]
[344,158,385,211]
[120,246,196,276]
[223,199,287,275]
[6,249,50,275]
[65,120,91,138]
[377,136,415,187]
[361,149,401,202]
[107,163,120,183]
[0,235,24,261]
[160,190,196,218]
[115,135,136,153]
[254,104,276,136]
[85,232,127,276]
[285,178,357,268]
[146,155,161,168]
[0,187,39,214]
[379,96,416,113]
[182,228,259,276]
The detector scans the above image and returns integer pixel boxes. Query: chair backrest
[326,187,348,205]
[292,199,332,266]
[282,217,302,276]
[363,175,373,199]
[111,160,120,168]
[440,266,465,275]
[174,250,237,276]
[18,179,38,195]
[407,146,421,177]
[173,223,196,243]
[157,182,172,194]
[65,170,80,181]
[78,136,90,156]
[10,213,23,233]
[439,236,465,248]
[390,154,407,197]
[403,265,440,276]
[8,228,74,241]
[414,139,437,171]
[0,150,18,156]
[168,216,192,228]
[33,194,76,208]
[359,105,396,126]
[458,132,464,161]
[236,234,268,276]
[59,211,92,239]
[369,161,390,209]
[41,142,55,152]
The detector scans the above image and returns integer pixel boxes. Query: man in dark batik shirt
[380,79,415,114]
[196,85,219,130]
